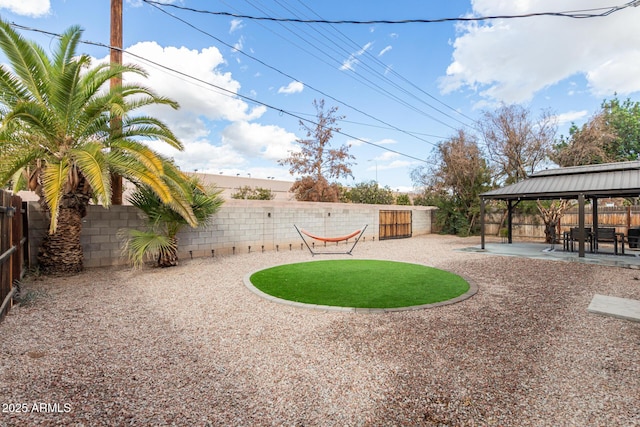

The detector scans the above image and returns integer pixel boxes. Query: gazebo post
[480,198,486,249]
[592,197,599,252]
[578,194,586,257]
[507,200,514,244]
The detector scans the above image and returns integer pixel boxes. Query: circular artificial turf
[249,259,471,309]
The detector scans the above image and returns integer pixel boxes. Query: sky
[1,0,640,192]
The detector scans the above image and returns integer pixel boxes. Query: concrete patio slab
[588,294,640,322]
[463,241,640,269]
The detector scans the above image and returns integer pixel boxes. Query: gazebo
[479,161,640,257]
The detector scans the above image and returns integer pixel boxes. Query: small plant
[13,281,49,308]
[231,186,275,200]
[121,177,224,268]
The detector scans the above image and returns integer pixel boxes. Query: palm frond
[0,139,45,188]
[42,159,69,233]
[0,20,50,102]
[120,116,183,150]
[3,102,60,150]
[71,142,111,206]
[109,138,165,173]
[120,83,180,110]
[159,162,198,227]
[108,150,172,202]
[50,54,88,129]
[51,25,83,74]
[0,66,31,104]
[127,184,183,229]
[9,168,27,192]
[191,183,224,228]
[119,228,176,269]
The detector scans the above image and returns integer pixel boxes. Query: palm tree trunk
[157,237,178,268]
[38,207,84,275]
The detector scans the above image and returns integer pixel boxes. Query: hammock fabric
[299,228,362,243]
[294,224,368,256]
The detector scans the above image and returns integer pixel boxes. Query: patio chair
[593,227,625,255]
[563,227,593,252]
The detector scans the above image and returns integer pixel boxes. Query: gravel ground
[0,234,639,426]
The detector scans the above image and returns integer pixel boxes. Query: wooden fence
[0,190,27,322]
[484,205,640,240]
[560,205,640,229]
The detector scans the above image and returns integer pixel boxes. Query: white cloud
[368,152,415,171]
[376,152,400,162]
[233,36,244,52]
[94,41,297,173]
[440,0,640,104]
[376,138,397,145]
[556,110,589,126]
[121,41,265,126]
[153,140,247,173]
[277,81,304,95]
[221,121,299,161]
[347,138,365,147]
[230,19,244,34]
[378,46,392,57]
[340,42,374,71]
[378,160,415,171]
[0,0,49,16]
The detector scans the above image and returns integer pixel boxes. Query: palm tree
[0,20,196,275]
[122,178,224,268]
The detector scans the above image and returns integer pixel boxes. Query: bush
[396,194,412,205]
[231,186,275,200]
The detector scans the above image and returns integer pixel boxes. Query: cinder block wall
[27,200,435,268]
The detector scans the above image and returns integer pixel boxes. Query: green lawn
[249,259,470,309]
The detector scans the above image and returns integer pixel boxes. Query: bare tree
[536,199,574,243]
[279,99,354,202]
[552,112,617,167]
[478,104,557,184]
[412,129,492,234]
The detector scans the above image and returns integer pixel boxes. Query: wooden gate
[379,210,412,240]
[0,191,27,322]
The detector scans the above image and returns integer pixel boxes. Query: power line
[288,0,476,127]
[142,1,444,148]
[142,0,639,23]
[231,0,465,131]
[7,22,431,165]
[290,111,449,139]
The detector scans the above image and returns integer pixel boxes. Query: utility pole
[110,0,123,205]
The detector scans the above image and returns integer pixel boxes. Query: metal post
[592,197,599,252]
[507,200,513,244]
[578,194,585,257]
[480,198,486,249]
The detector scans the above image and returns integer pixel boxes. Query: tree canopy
[279,99,354,202]
[345,181,395,205]
[412,130,492,235]
[554,97,640,166]
[0,20,194,274]
[478,104,557,184]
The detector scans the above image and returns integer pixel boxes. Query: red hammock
[294,224,368,256]
[298,228,362,243]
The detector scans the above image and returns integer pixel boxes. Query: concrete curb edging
[242,259,479,313]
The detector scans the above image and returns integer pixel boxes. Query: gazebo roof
[481,161,640,200]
